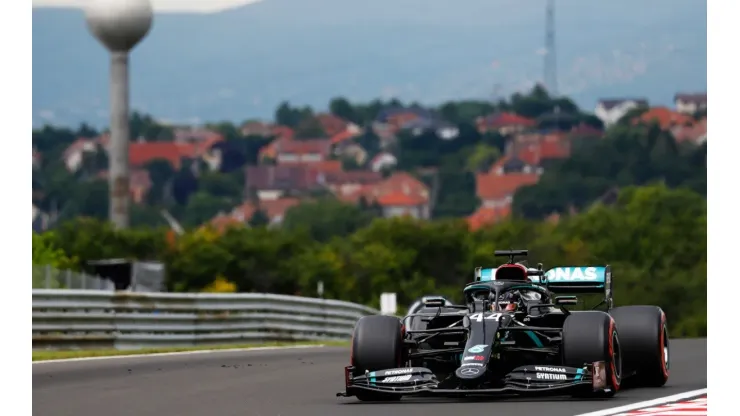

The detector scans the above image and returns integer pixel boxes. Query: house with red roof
[209,197,303,230]
[128,141,196,169]
[316,113,361,138]
[322,170,383,198]
[230,197,302,226]
[245,163,345,201]
[275,138,333,164]
[672,117,707,144]
[331,171,431,219]
[636,107,694,130]
[511,132,571,166]
[365,172,431,219]
[469,156,542,227]
[377,191,430,219]
[476,112,537,135]
[374,172,430,219]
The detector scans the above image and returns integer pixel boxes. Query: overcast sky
[32,0,262,13]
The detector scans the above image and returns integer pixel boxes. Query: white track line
[574,388,708,416]
[32,344,327,364]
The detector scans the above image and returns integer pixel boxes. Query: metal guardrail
[32,290,379,350]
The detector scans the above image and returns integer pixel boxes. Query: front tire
[562,311,622,397]
[610,305,670,387]
[350,315,405,401]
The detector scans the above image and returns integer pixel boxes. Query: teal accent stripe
[525,331,544,347]
[575,368,584,381]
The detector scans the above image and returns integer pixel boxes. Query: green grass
[32,340,349,361]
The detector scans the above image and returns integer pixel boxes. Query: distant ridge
[32,0,707,127]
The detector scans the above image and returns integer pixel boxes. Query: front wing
[337,363,611,398]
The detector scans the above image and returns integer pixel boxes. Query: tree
[182,192,233,227]
[329,97,359,124]
[76,123,98,138]
[145,159,176,188]
[274,102,313,127]
[465,143,500,173]
[295,117,326,139]
[248,209,270,227]
[172,164,199,206]
[282,198,376,242]
[512,123,706,219]
[129,111,173,140]
[199,172,242,201]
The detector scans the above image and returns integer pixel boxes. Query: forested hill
[32,0,706,126]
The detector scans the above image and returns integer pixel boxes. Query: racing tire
[609,306,669,388]
[350,315,405,402]
[562,311,622,398]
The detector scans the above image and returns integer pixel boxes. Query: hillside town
[32,91,707,233]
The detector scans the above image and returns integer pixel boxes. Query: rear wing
[531,266,613,309]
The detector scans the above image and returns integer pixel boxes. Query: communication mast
[544,0,558,96]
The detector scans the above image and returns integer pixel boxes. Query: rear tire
[562,311,622,397]
[609,306,669,387]
[350,315,405,401]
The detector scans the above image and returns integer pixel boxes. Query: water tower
[85,0,154,229]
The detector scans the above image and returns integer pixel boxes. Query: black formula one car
[337,250,670,401]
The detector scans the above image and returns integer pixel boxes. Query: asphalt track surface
[33,339,706,416]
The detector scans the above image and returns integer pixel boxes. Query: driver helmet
[495,290,522,312]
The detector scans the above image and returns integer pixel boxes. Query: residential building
[472,156,541,226]
[674,93,707,114]
[511,132,571,166]
[594,99,648,127]
[62,138,100,172]
[370,152,398,172]
[274,138,332,164]
[128,141,196,169]
[333,142,368,166]
[245,165,327,200]
[230,197,302,226]
[476,112,537,135]
[401,118,459,140]
[316,113,361,137]
[173,128,222,144]
[672,117,707,144]
[240,121,274,137]
[369,172,431,219]
[376,191,430,219]
[637,107,694,130]
[323,170,384,199]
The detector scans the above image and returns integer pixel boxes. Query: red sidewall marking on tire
[608,318,621,391]
[660,312,669,378]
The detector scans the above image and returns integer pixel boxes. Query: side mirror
[555,296,578,306]
[423,296,446,308]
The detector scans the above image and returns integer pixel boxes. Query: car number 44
[469,313,502,322]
